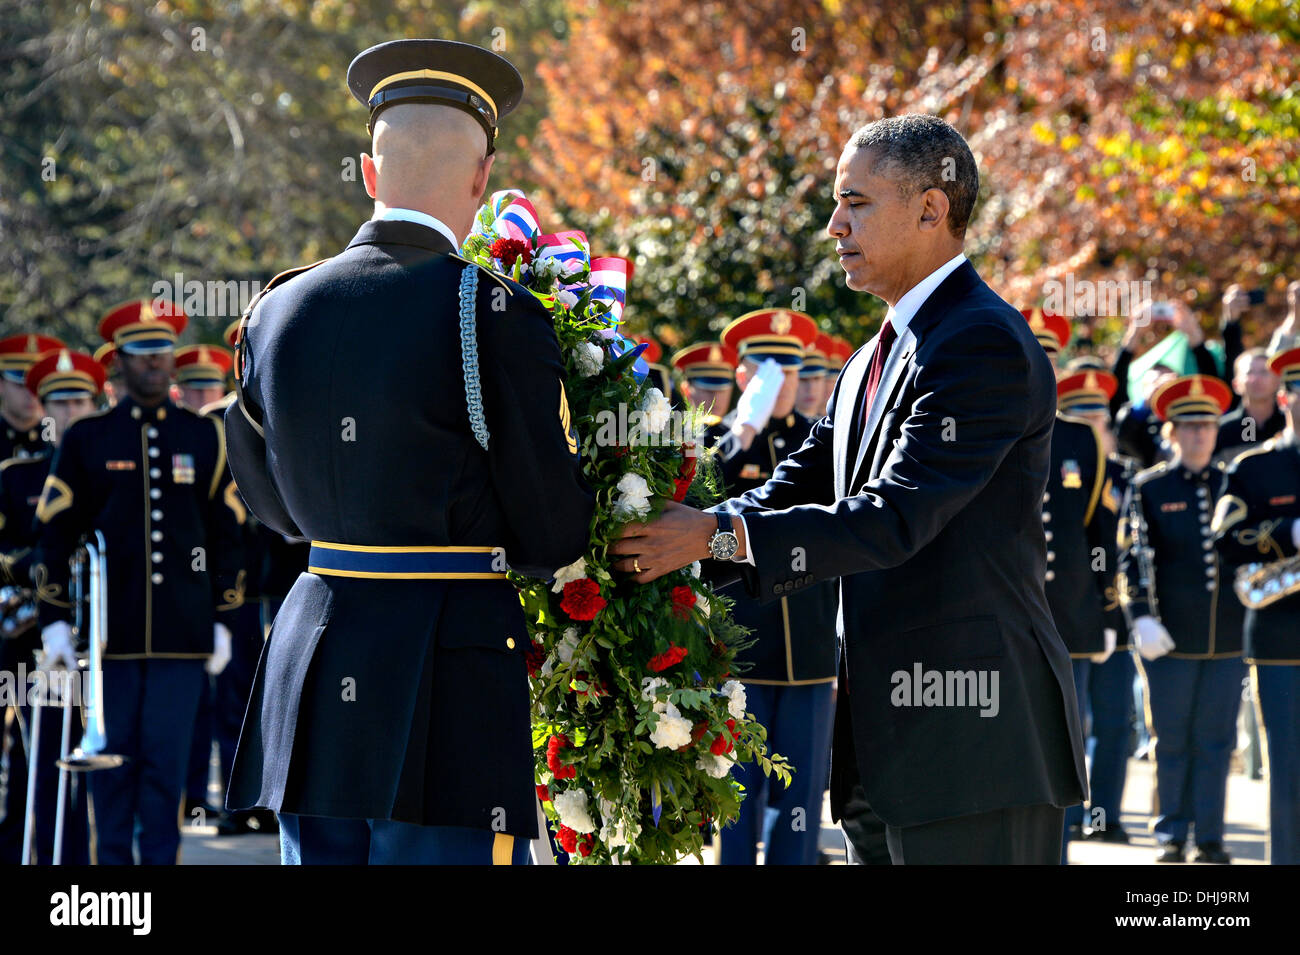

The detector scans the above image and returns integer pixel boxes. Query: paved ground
[179,756,1270,865]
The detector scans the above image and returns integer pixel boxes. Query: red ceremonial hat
[25,348,106,400]
[1056,370,1119,414]
[1268,347,1300,391]
[223,319,243,349]
[1151,374,1232,423]
[174,344,234,388]
[1022,308,1071,354]
[671,342,738,388]
[97,299,187,354]
[826,337,854,370]
[0,334,66,382]
[93,341,118,373]
[800,332,836,378]
[720,309,818,366]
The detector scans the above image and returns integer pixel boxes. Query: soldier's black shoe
[1155,841,1185,863]
[1083,823,1130,844]
[1193,842,1232,864]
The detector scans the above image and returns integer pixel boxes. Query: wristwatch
[708,512,740,561]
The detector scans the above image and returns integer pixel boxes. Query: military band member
[1216,348,1285,463]
[0,335,64,461]
[1120,374,1243,864]
[794,332,833,419]
[708,308,838,865]
[1213,347,1300,865]
[224,39,595,865]
[32,300,244,865]
[0,349,103,864]
[670,341,738,423]
[174,344,233,413]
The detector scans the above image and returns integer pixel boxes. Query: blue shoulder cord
[458,264,490,451]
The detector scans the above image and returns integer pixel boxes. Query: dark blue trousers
[91,658,207,864]
[1143,655,1244,847]
[1255,663,1300,865]
[719,681,834,865]
[279,813,532,864]
[1088,650,1136,828]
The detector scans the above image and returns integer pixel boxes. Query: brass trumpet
[1234,555,1300,610]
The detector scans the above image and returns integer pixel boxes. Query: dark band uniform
[0,335,65,461]
[708,309,837,866]
[670,341,737,427]
[0,349,102,863]
[223,37,595,867]
[1213,346,1300,864]
[1120,374,1242,862]
[33,302,246,865]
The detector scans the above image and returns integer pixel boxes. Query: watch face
[710,531,739,561]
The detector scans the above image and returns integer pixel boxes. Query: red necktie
[859,318,897,433]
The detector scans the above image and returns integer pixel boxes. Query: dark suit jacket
[717,260,1087,829]
[224,219,595,836]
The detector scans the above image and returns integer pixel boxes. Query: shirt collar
[374,208,460,250]
[884,252,968,334]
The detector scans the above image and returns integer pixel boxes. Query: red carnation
[648,644,688,672]
[670,586,697,620]
[546,734,576,780]
[489,237,532,269]
[557,825,578,854]
[725,718,740,739]
[673,450,698,501]
[578,835,594,857]
[536,784,550,803]
[710,732,734,756]
[561,578,607,621]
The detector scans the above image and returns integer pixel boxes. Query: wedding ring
[633,558,642,573]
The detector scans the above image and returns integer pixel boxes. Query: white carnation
[573,341,604,378]
[649,702,693,750]
[532,255,563,285]
[689,561,702,579]
[557,628,581,665]
[553,789,596,834]
[696,753,733,779]
[551,556,588,594]
[640,387,671,433]
[721,679,747,720]
[614,471,653,519]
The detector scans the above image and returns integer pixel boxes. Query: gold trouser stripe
[492,832,514,865]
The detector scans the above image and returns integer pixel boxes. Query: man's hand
[206,623,232,676]
[1133,615,1175,661]
[609,501,746,584]
[1221,284,1247,327]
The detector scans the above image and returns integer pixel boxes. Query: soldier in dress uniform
[1213,346,1300,864]
[93,343,122,407]
[670,342,737,423]
[705,308,838,865]
[0,349,103,864]
[1055,365,1137,844]
[794,332,833,420]
[1120,374,1243,863]
[223,39,595,865]
[0,335,64,461]
[31,300,244,865]
[1026,311,1112,860]
[173,344,233,413]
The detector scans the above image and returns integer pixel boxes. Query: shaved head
[362,103,495,244]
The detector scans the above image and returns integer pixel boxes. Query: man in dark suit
[223,39,595,865]
[613,114,1086,864]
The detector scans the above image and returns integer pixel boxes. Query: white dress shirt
[374,207,460,250]
[731,251,968,566]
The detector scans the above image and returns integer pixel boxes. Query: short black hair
[849,115,980,239]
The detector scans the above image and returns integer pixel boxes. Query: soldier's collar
[347,218,456,256]
[122,395,173,422]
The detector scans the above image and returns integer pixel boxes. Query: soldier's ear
[472,152,496,200]
[361,153,378,199]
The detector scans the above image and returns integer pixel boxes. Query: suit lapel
[849,328,915,490]
[833,338,875,500]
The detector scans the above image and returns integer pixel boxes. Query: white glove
[1291,518,1300,551]
[206,622,232,676]
[733,359,784,436]
[1091,628,1117,665]
[1132,615,1175,661]
[39,621,78,671]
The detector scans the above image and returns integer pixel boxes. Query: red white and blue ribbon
[588,256,633,326]
[536,230,589,278]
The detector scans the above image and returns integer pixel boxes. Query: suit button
[150,488,161,500]
[772,584,782,595]
[1043,492,1050,503]
[1205,581,1215,592]
[149,467,161,479]
[151,530,162,542]
[147,427,159,438]
[1044,530,1053,542]
[152,552,163,563]
[151,573,163,585]
[1045,570,1056,582]
[1046,551,1055,562]
[1042,512,1052,522]
[151,510,163,521]
[774,438,785,449]
[804,574,814,585]
[506,637,516,649]
[148,447,159,458]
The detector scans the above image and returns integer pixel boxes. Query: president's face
[827,145,918,297]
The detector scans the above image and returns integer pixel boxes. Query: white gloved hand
[1091,628,1118,665]
[39,621,78,671]
[206,622,232,676]
[1132,615,1175,661]
[733,359,784,435]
